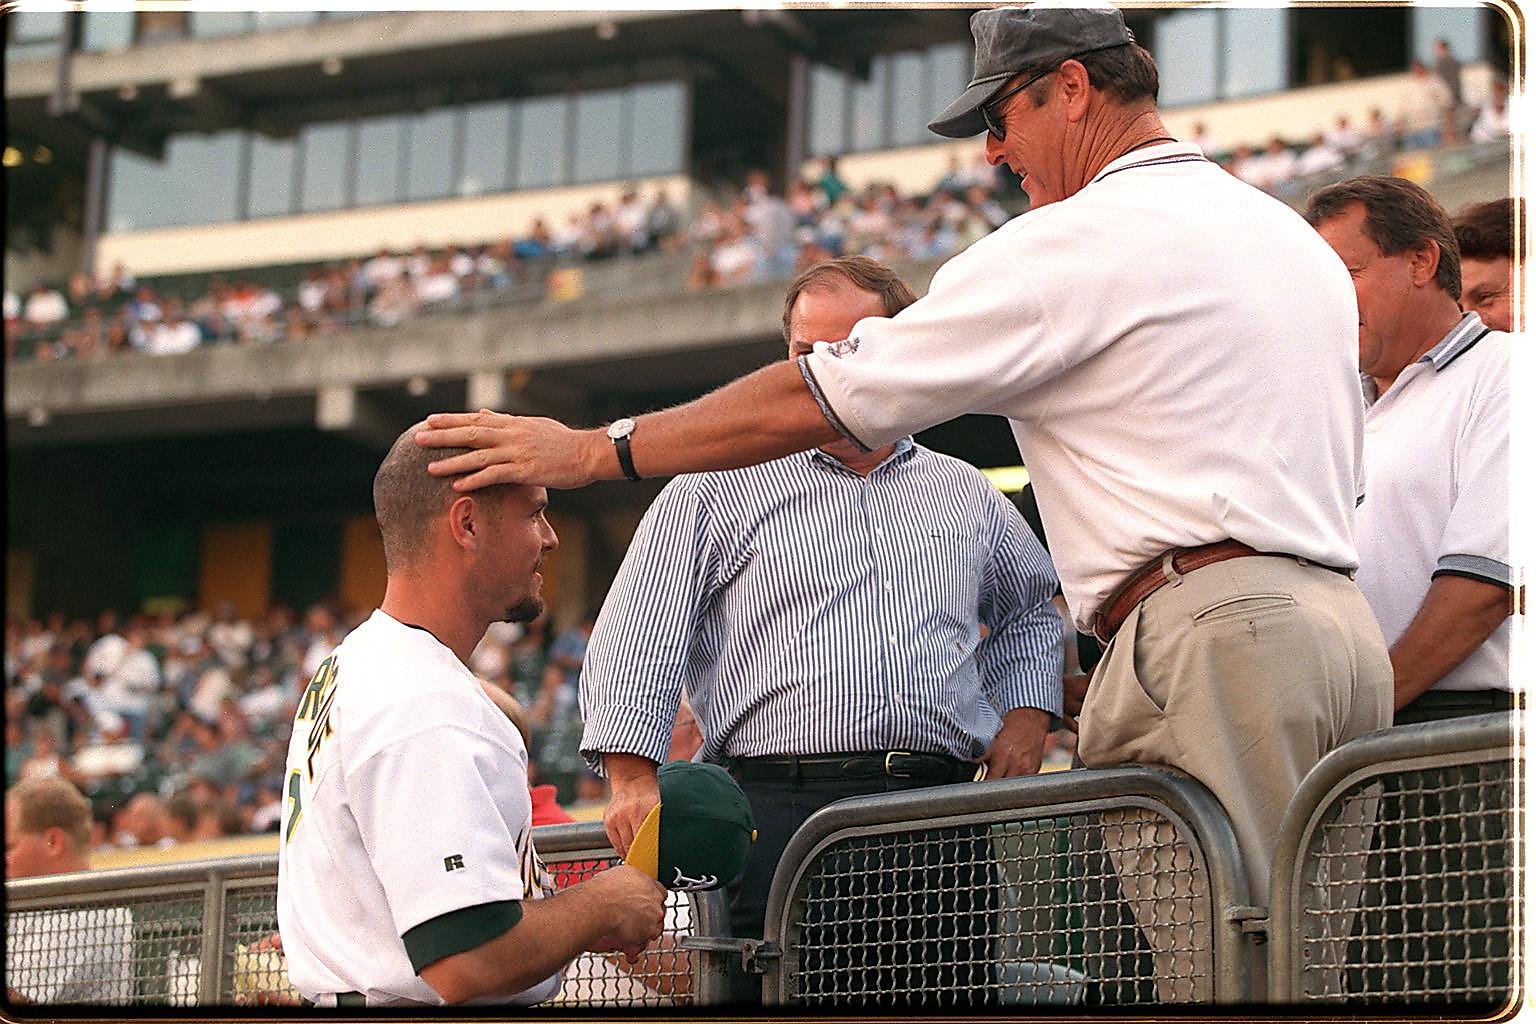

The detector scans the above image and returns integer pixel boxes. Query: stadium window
[247,133,299,219]
[7,10,66,62]
[516,94,569,189]
[925,42,971,129]
[188,11,253,39]
[406,107,459,201]
[888,50,929,149]
[105,147,160,232]
[252,11,319,31]
[1411,7,1486,64]
[105,131,241,230]
[572,87,625,185]
[1221,8,1288,99]
[848,55,891,151]
[1154,9,1221,107]
[807,64,848,158]
[80,12,135,53]
[299,120,353,213]
[458,99,514,196]
[627,80,687,177]
[354,113,407,207]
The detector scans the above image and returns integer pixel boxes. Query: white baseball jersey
[276,609,560,1007]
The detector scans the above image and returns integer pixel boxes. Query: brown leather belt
[1090,540,1352,645]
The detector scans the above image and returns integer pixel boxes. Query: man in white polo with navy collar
[1306,176,1514,724]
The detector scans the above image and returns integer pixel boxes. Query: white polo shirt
[802,142,1363,629]
[1355,313,1511,693]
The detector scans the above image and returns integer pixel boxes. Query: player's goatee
[504,596,544,623]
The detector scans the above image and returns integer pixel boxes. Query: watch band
[613,432,641,482]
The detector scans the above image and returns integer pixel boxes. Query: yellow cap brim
[624,802,663,878]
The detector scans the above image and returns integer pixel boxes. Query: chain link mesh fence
[1295,757,1516,1006]
[779,802,1216,1007]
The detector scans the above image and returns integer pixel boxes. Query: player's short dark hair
[1304,175,1462,299]
[1026,42,1160,107]
[373,423,476,574]
[8,776,92,853]
[1454,197,1519,262]
[781,256,917,341]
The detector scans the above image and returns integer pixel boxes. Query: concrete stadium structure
[4,6,1517,623]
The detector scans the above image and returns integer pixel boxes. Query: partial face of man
[984,70,1070,207]
[5,801,55,879]
[788,279,889,461]
[1460,255,1513,333]
[1315,203,1423,382]
[478,486,559,624]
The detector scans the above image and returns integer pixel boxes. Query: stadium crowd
[4,66,1510,368]
[4,603,603,853]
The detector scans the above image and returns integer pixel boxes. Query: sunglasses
[981,66,1059,141]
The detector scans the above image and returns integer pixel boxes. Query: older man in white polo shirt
[1306,176,1514,724]
[416,5,1393,914]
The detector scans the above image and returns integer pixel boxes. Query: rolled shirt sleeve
[580,477,719,773]
[973,482,1065,718]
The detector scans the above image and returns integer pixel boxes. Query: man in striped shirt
[580,257,1064,1004]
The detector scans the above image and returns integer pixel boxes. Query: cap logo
[670,868,719,891]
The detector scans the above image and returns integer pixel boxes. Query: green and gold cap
[624,762,757,891]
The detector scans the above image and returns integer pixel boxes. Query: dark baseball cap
[928,5,1136,139]
[624,761,757,892]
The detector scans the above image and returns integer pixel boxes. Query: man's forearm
[619,360,843,480]
[1389,574,1512,710]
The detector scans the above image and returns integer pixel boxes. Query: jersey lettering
[296,655,338,721]
[283,769,304,844]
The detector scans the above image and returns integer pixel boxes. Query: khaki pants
[1077,556,1393,999]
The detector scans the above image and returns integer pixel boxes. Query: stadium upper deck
[3,5,1516,624]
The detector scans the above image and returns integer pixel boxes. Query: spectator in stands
[148,302,202,356]
[1432,38,1464,112]
[6,776,92,877]
[815,156,848,206]
[1399,60,1454,149]
[6,777,133,1005]
[1306,176,1511,724]
[23,281,68,333]
[1471,79,1511,144]
[1454,197,1518,333]
[1295,132,1346,178]
[1324,114,1362,157]
[1360,107,1399,160]
[112,792,171,848]
[364,247,405,294]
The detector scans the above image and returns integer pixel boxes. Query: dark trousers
[1344,698,1515,1006]
[726,775,998,1007]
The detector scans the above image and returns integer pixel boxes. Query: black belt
[1395,688,1516,725]
[303,992,367,1008]
[730,751,977,784]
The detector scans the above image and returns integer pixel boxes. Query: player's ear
[447,495,479,551]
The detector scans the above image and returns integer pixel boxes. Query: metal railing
[3,823,728,1008]
[5,718,1518,1009]
[758,766,1256,1007]
[1268,712,1519,1008]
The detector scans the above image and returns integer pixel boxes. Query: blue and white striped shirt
[580,438,1063,770]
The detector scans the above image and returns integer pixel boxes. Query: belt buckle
[883,750,915,778]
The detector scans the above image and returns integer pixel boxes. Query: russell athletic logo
[444,854,466,872]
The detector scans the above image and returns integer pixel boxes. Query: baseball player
[276,423,665,1008]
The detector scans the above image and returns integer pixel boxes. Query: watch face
[607,418,635,440]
